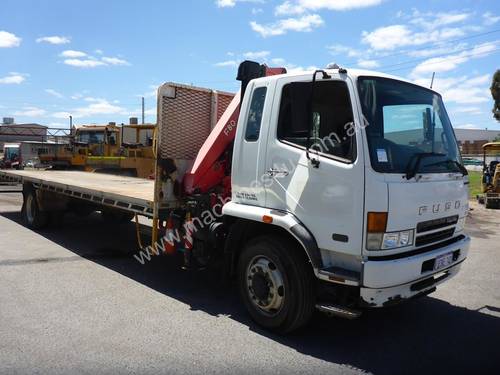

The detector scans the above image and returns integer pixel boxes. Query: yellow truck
[479,142,500,208]
[39,123,156,178]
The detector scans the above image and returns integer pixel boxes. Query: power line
[341,28,500,66]
[378,41,499,71]
[384,47,500,73]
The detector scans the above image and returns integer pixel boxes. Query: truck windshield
[358,76,461,175]
[76,131,105,144]
[5,147,19,160]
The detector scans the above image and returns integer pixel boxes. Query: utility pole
[141,96,145,125]
[67,115,73,144]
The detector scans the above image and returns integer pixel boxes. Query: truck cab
[1,143,21,169]
[222,66,470,326]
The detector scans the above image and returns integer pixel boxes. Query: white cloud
[216,0,263,7]
[215,50,271,67]
[411,41,499,75]
[251,14,323,37]
[101,56,130,66]
[0,30,21,48]
[455,123,483,129]
[137,84,160,98]
[243,50,271,59]
[275,0,382,15]
[60,50,87,58]
[452,107,482,115]
[47,122,67,128]
[45,89,64,98]
[52,99,125,119]
[362,25,412,50]
[216,0,236,6]
[14,106,47,117]
[357,59,380,69]
[62,53,130,68]
[406,42,468,58]
[271,57,287,65]
[36,35,70,45]
[410,11,471,30]
[327,43,362,57]
[362,22,470,51]
[0,72,27,84]
[414,74,491,105]
[483,12,500,26]
[63,59,106,68]
[51,111,72,119]
[214,60,239,67]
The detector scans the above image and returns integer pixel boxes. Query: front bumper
[360,235,470,307]
[486,193,500,202]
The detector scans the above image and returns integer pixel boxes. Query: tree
[492,69,500,122]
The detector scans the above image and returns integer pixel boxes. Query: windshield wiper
[405,152,446,180]
[423,159,468,176]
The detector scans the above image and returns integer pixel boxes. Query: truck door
[232,80,271,206]
[263,74,365,257]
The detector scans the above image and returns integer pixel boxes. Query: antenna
[430,72,435,89]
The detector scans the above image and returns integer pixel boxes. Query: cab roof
[482,142,500,151]
[260,67,441,96]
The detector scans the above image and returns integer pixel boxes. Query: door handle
[266,168,289,177]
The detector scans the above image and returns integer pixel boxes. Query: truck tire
[237,235,315,333]
[22,190,49,229]
[485,199,493,209]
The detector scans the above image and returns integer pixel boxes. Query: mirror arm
[307,70,331,168]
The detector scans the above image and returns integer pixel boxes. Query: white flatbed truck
[0,61,471,333]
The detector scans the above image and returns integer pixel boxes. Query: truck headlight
[367,230,414,250]
[455,217,466,233]
[366,212,414,250]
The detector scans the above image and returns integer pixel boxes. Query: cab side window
[277,81,356,162]
[245,87,267,142]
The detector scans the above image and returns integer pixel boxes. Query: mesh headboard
[157,83,235,160]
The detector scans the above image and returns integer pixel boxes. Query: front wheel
[237,235,315,333]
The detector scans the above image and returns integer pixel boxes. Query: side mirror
[423,108,434,142]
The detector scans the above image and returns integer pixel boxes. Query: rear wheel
[22,190,49,229]
[237,235,315,333]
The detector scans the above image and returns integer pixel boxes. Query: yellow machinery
[39,123,156,178]
[480,142,500,209]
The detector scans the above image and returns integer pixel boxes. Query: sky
[0,0,499,130]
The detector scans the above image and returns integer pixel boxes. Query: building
[454,129,500,155]
[0,117,48,148]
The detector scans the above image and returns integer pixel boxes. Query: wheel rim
[246,255,285,316]
[26,194,35,224]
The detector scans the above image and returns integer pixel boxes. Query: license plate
[434,252,454,271]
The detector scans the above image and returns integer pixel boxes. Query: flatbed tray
[0,170,155,216]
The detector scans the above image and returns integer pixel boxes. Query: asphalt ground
[0,184,499,375]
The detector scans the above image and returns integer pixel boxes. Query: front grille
[367,235,465,261]
[416,228,455,247]
[417,215,458,233]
